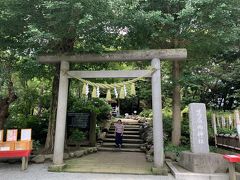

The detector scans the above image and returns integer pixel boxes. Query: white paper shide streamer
[86,84,89,95]
[96,86,100,98]
[114,87,118,98]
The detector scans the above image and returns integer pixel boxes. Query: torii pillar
[151,58,164,168]
[52,61,69,168]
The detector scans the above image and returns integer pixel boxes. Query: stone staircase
[98,122,144,152]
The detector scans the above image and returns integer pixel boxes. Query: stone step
[106,134,141,139]
[108,131,140,135]
[102,142,142,148]
[109,127,140,131]
[112,122,140,126]
[124,125,140,128]
[104,138,143,144]
[111,124,140,128]
[98,147,144,153]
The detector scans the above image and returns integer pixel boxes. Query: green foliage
[139,109,153,118]
[6,114,48,144]
[165,143,190,155]
[68,97,112,121]
[218,128,237,135]
[32,140,41,152]
[161,108,190,145]
[118,96,140,115]
[96,125,100,135]
[139,108,190,145]
[136,80,152,106]
[69,129,86,142]
[162,111,172,143]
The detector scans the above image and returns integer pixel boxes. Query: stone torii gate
[38,48,187,170]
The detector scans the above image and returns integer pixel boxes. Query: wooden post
[25,156,29,169]
[89,112,97,146]
[228,162,236,180]
[216,115,220,128]
[21,157,28,170]
[21,157,26,170]
[212,113,217,147]
[229,115,232,129]
[234,110,240,142]
[221,116,226,128]
[233,113,236,129]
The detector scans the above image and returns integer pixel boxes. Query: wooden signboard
[6,129,18,141]
[0,142,15,151]
[21,129,32,141]
[15,141,32,150]
[67,113,90,129]
[0,130,3,142]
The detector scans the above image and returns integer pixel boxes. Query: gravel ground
[0,162,174,180]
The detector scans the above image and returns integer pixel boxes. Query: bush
[139,109,153,118]
[119,96,140,115]
[69,129,86,142]
[68,97,112,122]
[165,143,190,155]
[218,127,237,134]
[6,114,48,144]
[32,140,41,152]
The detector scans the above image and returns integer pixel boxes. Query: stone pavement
[0,162,174,180]
[0,149,233,180]
[64,151,153,174]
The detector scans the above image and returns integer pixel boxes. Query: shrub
[68,97,112,122]
[69,129,86,142]
[139,109,153,118]
[218,127,237,134]
[6,114,48,144]
[165,143,190,156]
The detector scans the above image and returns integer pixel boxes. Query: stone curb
[31,147,98,163]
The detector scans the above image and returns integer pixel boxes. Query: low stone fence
[31,147,98,163]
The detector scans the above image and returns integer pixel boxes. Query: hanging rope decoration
[106,89,111,101]
[119,86,125,99]
[67,68,156,100]
[130,83,136,96]
[92,86,97,98]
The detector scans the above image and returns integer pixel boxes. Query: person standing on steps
[114,119,124,149]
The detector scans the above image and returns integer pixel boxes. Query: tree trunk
[171,61,181,146]
[43,64,60,153]
[43,38,75,153]
[0,81,17,129]
[36,85,44,117]
[89,112,97,147]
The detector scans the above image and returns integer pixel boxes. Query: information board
[67,113,90,129]
[21,129,32,141]
[6,129,18,141]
